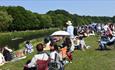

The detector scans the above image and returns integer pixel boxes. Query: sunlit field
[1,35,115,70]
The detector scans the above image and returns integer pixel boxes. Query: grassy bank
[0,38,41,70]
[65,36,115,70]
[1,35,115,70]
[0,28,58,50]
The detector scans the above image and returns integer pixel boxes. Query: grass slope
[65,36,115,70]
[1,36,115,70]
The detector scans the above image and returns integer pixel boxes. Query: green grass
[65,36,115,70]
[0,38,42,70]
[1,35,115,70]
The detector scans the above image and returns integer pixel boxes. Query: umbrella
[51,31,70,36]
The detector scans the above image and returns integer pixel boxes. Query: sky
[0,0,115,17]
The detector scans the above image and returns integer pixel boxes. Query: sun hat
[66,20,72,25]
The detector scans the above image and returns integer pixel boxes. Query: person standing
[66,20,75,52]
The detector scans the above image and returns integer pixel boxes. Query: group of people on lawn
[24,20,91,70]
[0,20,115,70]
[0,40,34,66]
[1,21,92,70]
[99,23,115,50]
[24,21,115,70]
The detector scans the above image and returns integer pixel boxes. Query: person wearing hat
[66,20,75,52]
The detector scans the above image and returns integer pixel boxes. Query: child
[25,41,33,54]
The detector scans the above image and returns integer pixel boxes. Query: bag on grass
[48,53,59,70]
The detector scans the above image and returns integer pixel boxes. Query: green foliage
[0,10,13,31]
[112,16,115,23]
[7,6,40,31]
[0,6,114,31]
[39,14,53,28]
[47,9,72,27]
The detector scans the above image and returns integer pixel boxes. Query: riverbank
[0,28,58,50]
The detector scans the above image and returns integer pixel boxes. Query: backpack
[36,52,50,70]
[36,60,49,70]
[48,53,59,70]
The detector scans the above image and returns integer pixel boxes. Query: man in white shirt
[66,20,75,52]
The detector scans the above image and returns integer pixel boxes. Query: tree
[112,16,115,23]
[47,9,72,28]
[0,11,13,31]
[0,6,113,31]
[39,14,52,29]
[7,6,40,31]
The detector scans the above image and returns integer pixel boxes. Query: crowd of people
[0,20,115,70]
[98,23,115,50]
[23,21,96,70]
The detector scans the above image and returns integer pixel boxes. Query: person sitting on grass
[79,30,87,51]
[25,41,33,54]
[0,48,5,66]
[74,36,80,50]
[2,46,13,61]
[43,36,52,51]
[99,33,115,50]
[26,43,50,70]
[60,37,72,64]
[49,43,64,70]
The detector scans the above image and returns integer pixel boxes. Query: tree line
[0,6,114,31]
